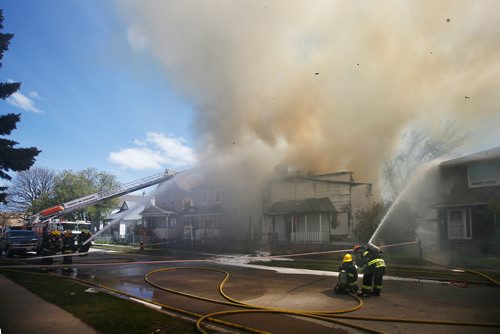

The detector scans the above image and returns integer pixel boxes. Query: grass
[0,269,198,334]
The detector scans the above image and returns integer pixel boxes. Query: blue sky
[1,1,197,185]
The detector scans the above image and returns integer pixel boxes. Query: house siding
[264,173,371,243]
[435,150,500,255]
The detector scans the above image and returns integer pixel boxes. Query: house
[154,173,223,246]
[102,195,145,242]
[435,146,500,254]
[136,168,372,251]
[139,203,179,244]
[262,171,372,246]
[0,211,25,229]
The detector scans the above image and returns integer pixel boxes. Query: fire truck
[30,169,177,251]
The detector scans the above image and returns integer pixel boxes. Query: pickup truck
[0,230,39,257]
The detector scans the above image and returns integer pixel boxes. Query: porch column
[305,213,308,233]
[166,215,169,239]
[319,213,322,233]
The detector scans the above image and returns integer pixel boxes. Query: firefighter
[353,243,386,297]
[335,253,358,294]
[40,229,54,267]
[40,230,61,271]
[61,230,76,271]
[78,229,91,253]
[50,230,62,254]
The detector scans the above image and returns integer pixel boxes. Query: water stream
[369,159,442,245]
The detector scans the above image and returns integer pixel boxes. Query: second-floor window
[468,162,499,187]
[201,191,208,205]
[183,197,193,209]
[215,189,222,203]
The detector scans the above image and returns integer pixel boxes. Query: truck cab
[0,230,39,257]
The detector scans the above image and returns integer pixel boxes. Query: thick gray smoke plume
[119,0,500,191]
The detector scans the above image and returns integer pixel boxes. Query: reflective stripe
[376,285,383,289]
[368,258,385,268]
[349,282,358,286]
[362,284,372,289]
[363,251,369,257]
[347,273,355,277]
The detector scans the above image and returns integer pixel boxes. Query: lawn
[0,269,197,334]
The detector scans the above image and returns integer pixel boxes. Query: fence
[291,231,329,243]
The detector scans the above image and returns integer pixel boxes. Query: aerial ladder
[30,169,177,226]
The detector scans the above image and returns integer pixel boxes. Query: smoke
[370,159,443,245]
[119,0,500,193]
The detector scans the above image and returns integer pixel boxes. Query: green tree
[53,168,119,228]
[375,201,420,244]
[0,9,41,203]
[354,202,388,243]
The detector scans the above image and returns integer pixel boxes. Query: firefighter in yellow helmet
[334,253,359,294]
[49,230,62,253]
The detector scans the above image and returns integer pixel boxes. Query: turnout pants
[362,265,385,295]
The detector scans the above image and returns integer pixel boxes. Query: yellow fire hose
[144,266,500,334]
[1,259,500,334]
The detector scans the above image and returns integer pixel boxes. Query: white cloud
[127,24,149,51]
[109,132,198,170]
[7,91,42,113]
[133,138,147,146]
[29,91,40,99]
[109,147,166,170]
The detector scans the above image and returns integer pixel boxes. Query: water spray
[369,159,442,245]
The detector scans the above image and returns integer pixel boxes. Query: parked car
[0,230,39,257]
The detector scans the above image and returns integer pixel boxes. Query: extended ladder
[31,170,176,224]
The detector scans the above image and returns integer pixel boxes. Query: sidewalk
[0,274,99,334]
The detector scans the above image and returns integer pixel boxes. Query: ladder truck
[30,169,177,226]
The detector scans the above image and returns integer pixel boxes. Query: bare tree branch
[5,167,56,211]
[382,120,468,201]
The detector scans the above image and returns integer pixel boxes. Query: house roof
[266,197,337,215]
[440,146,500,168]
[140,204,175,216]
[104,200,146,222]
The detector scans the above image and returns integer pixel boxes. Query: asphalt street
[1,250,500,334]
[59,251,500,333]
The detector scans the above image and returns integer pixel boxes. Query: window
[215,189,222,203]
[201,190,208,205]
[183,197,193,209]
[468,163,499,187]
[447,208,472,240]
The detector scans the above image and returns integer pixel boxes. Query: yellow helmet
[343,253,353,262]
[50,230,61,237]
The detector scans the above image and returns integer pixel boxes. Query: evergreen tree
[0,9,41,203]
